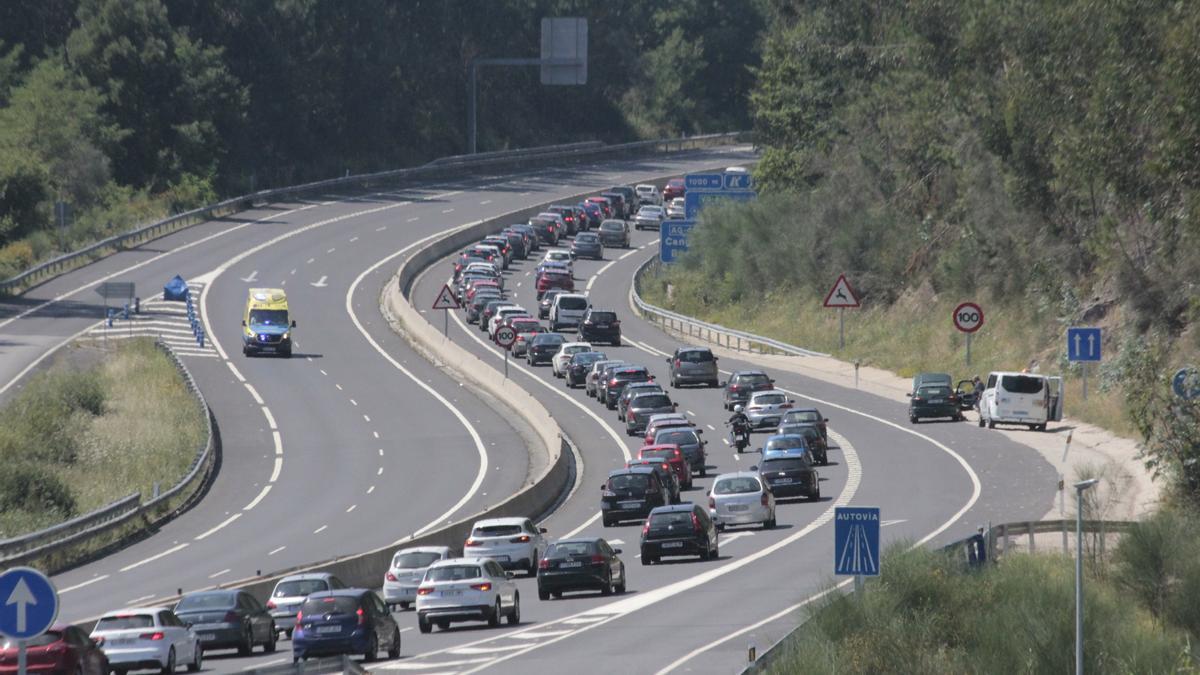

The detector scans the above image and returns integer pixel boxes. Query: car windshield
[274,579,329,597]
[608,473,650,490]
[633,394,672,408]
[176,593,235,611]
[299,596,359,615]
[785,410,821,423]
[393,552,442,569]
[533,334,566,345]
[546,542,597,558]
[558,296,588,310]
[588,311,617,322]
[425,566,482,582]
[656,429,699,445]
[96,615,154,630]
[715,477,762,495]
[249,309,288,326]
[649,511,692,527]
[754,393,787,405]
[918,386,952,397]
[473,524,523,537]
[762,458,810,472]
[677,350,713,363]
[765,437,806,452]
[1000,375,1044,394]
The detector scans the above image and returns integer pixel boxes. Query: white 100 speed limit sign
[953,302,984,333]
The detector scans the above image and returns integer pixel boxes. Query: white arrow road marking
[311,275,328,288]
[6,578,36,632]
[240,270,258,283]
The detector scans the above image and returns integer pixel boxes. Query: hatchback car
[292,590,400,663]
[605,366,654,409]
[639,443,693,490]
[625,458,682,504]
[776,423,829,465]
[595,362,631,404]
[642,413,692,443]
[909,384,964,422]
[781,407,830,442]
[600,467,671,526]
[651,425,707,476]
[537,538,626,599]
[668,347,720,388]
[269,574,341,637]
[618,381,666,421]
[567,351,608,388]
[463,517,547,575]
[745,390,796,429]
[598,219,630,248]
[663,178,686,201]
[552,341,593,377]
[754,448,820,501]
[527,332,567,365]
[416,558,520,633]
[382,546,453,610]
[708,472,776,530]
[535,270,574,299]
[723,371,776,410]
[586,359,625,397]
[600,192,628,219]
[91,608,202,675]
[510,318,543,357]
[640,503,719,564]
[579,308,621,346]
[636,183,662,205]
[0,624,109,675]
[626,392,677,435]
[174,590,276,655]
[571,232,603,260]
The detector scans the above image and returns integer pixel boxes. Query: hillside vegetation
[0,0,766,278]
[656,0,1200,504]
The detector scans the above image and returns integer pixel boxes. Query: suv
[416,558,519,633]
[640,503,719,564]
[546,205,580,235]
[668,347,719,388]
[529,215,560,245]
[549,293,589,330]
[578,308,621,345]
[722,370,775,410]
[463,517,547,575]
[600,191,628,218]
[608,186,639,215]
[600,467,670,526]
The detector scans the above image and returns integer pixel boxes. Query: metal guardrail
[630,257,829,358]
[0,340,218,571]
[0,133,746,296]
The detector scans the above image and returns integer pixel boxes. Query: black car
[466,291,502,323]
[605,366,654,409]
[601,467,670,526]
[566,351,608,388]
[538,289,564,319]
[600,191,628,218]
[618,381,665,421]
[174,590,276,655]
[608,186,639,216]
[780,407,830,443]
[777,423,829,465]
[537,538,626,599]
[546,205,580,235]
[292,590,401,663]
[755,452,820,501]
[579,308,622,346]
[625,458,681,504]
[650,425,707,476]
[626,392,677,435]
[529,216,560,244]
[722,370,776,410]
[527,333,567,365]
[640,503,719,564]
[500,230,527,260]
[571,232,604,260]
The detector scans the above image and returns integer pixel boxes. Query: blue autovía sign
[834,506,881,576]
[685,173,724,190]
[660,220,695,263]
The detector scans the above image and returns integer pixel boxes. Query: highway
[0,146,1057,674]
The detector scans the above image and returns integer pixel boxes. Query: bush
[0,464,76,519]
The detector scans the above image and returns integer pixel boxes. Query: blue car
[292,589,401,663]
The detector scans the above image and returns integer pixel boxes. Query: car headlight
[281,332,289,340]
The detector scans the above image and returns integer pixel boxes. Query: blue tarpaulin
[163,275,189,301]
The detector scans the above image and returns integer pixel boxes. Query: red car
[536,271,574,298]
[638,443,692,490]
[663,177,686,201]
[0,624,109,675]
[466,280,501,303]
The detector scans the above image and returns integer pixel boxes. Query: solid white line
[269,456,283,482]
[261,407,277,430]
[618,247,641,260]
[209,569,231,579]
[244,383,264,405]
[119,543,189,572]
[245,658,290,671]
[244,485,272,511]
[561,511,601,539]
[195,514,241,541]
[0,323,96,395]
[58,575,110,594]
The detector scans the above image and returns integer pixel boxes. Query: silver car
[586,360,626,398]
[745,390,796,429]
[667,347,720,388]
[708,472,776,530]
[267,572,346,638]
[383,546,453,610]
[633,205,665,231]
[598,219,630,248]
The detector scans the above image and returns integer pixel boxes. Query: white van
[549,293,589,330]
[635,184,662,205]
[979,371,1063,431]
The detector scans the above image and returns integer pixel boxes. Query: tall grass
[0,338,205,538]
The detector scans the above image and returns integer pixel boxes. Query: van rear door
[1047,377,1064,421]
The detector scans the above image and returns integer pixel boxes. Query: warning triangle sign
[823,274,861,308]
[432,284,460,310]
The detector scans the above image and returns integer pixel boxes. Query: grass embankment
[0,338,206,538]
[771,511,1200,673]
[641,273,1142,438]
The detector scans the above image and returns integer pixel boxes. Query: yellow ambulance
[242,288,295,357]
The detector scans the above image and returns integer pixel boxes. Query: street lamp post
[1074,478,1099,675]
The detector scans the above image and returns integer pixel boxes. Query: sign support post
[839,308,845,350]
[966,333,972,367]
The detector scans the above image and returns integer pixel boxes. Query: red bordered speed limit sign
[952,302,984,333]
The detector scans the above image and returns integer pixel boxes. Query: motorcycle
[725,420,751,453]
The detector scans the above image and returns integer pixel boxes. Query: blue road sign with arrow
[0,567,59,640]
[1067,327,1101,362]
[835,507,881,576]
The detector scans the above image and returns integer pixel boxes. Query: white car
[667,197,686,219]
[635,183,662,205]
[91,607,203,674]
[745,390,795,429]
[416,557,520,633]
[383,546,453,610]
[489,306,529,338]
[552,342,593,377]
[541,250,575,277]
[708,472,776,530]
[463,517,547,574]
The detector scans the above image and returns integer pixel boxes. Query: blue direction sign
[1067,327,1102,362]
[684,191,756,219]
[660,220,695,263]
[835,507,881,576]
[723,172,753,190]
[0,567,59,639]
[684,173,724,190]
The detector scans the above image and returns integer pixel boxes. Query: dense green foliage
[664,0,1200,502]
[0,0,765,276]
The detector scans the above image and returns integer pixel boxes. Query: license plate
[728,505,749,512]
[930,398,944,404]
[439,590,463,597]
[315,626,341,634]
[662,541,684,549]
[619,501,642,509]
[261,346,275,352]
[112,638,135,646]
[596,324,609,328]
[401,587,416,595]
[775,477,793,484]
[198,633,216,641]
[1015,410,1029,416]
[491,555,509,562]
[559,561,582,568]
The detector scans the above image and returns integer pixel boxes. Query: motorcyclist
[726,405,751,450]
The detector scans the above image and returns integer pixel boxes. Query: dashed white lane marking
[721,438,730,445]
[350,236,359,242]
[290,269,296,275]
[195,514,241,540]
[407,217,419,222]
[268,546,286,556]
[244,383,264,405]
[373,431,380,439]
[320,369,328,375]
[245,486,272,511]
[306,257,315,264]
[364,414,371,422]
[442,208,455,214]
[377,658,493,670]
[685,409,696,416]
[506,630,574,640]
[59,575,109,594]
[327,248,336,254]
[227,362,246,382]
[563,615,608,625]
[447,645,527,655]
[336,383,343,390]
[269,457,283,482]
[262,407,277,430]
[706,424,716,431]
[272,431,283,455]
[209,569,230,579]
[378,449,384,456]
[350,399,358,406]
[127,594,155,604]
[480,200,492,205]
[119,543,189,572]
[367,485,376,494]
[377,467,384,476]
[376,226,387,231]
[313,525,327,534]
[346,504,357,513]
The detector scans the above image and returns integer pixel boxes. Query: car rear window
[655,429,699,445]
[558,296,588,310]
[765,437,806,452]
[737,373,770,386]
[425,565,482,582]
[533,334,566,345]
[299,596,359,615]
[576,233,598,242]
[473,525,522,537]
[779,425,820,441]
[1000,375,1044,394]
[918,386,952,397]
[754,393,787,405]
[511,320,540,332]
[715,477,762,495]
[275,579,330,597]
[677,350,713,363]
[96,615,154,630]
[649,511,692,527]
[573,353,604,364]
[762,458,810,472]
[785,410,821,424]
[588,311,617,322]
[546,542,597,558]
[633,394,672,408]
[600,222,623,232]
[176,593,236,611]
[393,552,442,569]
[641,448,677,461]
[608,473,650,490]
